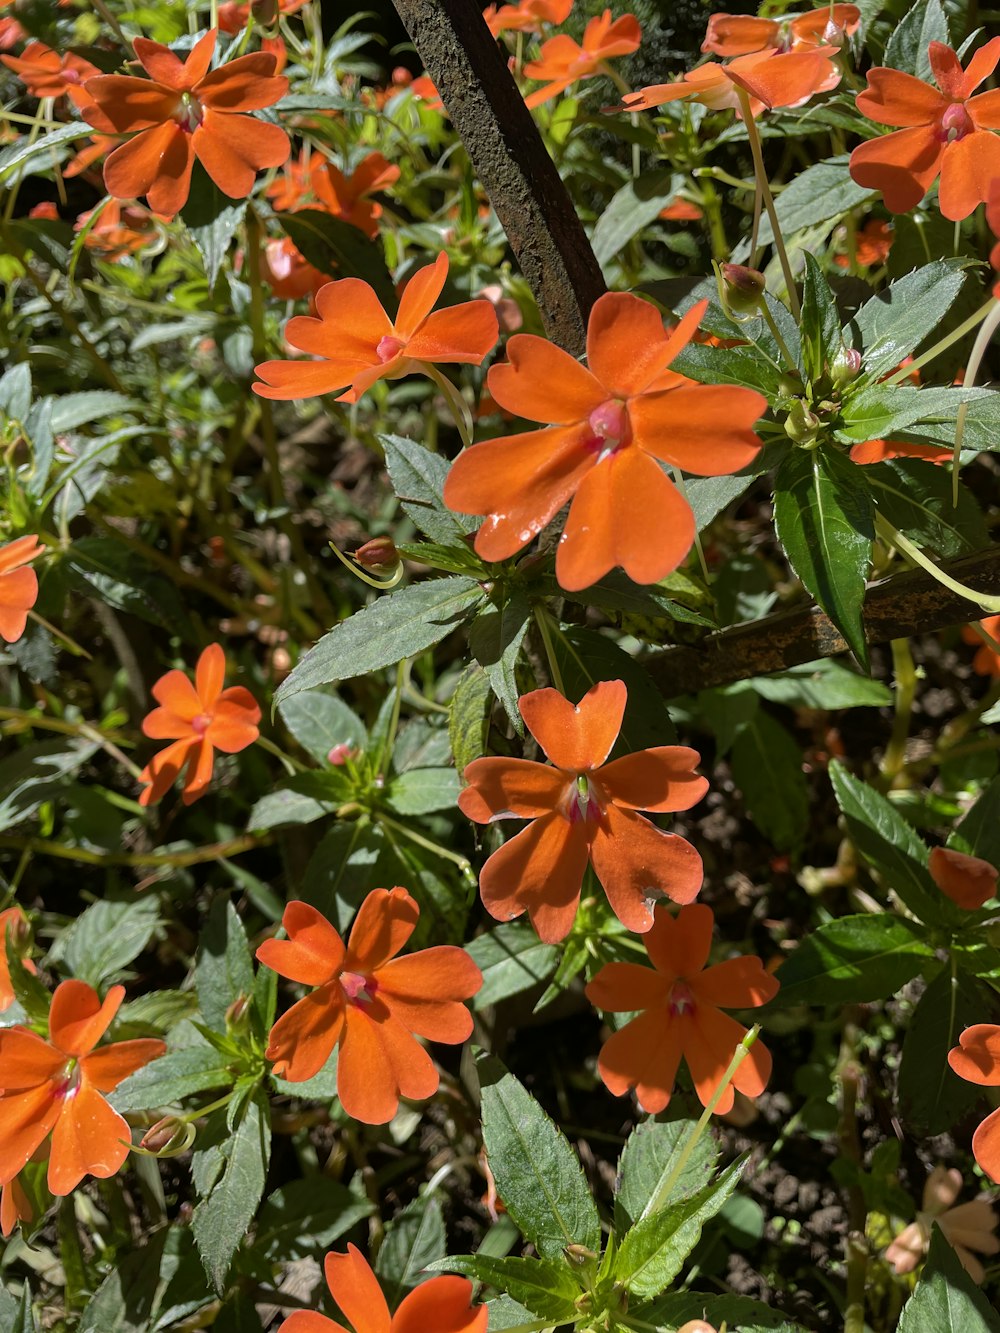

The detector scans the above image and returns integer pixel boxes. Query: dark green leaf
[111,1047,233,1113]
[0,737,99,833]
[0,122,88,179]
[181,163,247,288]
[850,262,968,382]
[381,433,478,545]
[635,1291,803,1331]
[731,712,809,850]
[592,168,682,266]
[953,777,1000,866]
[884,0,950,79]
[66,537,192,633]
[751,660,892,709]
[799,253,842,383]
[275,577,484,702]
[742,156,874,248]
[866,459,987,559]
[615,1110,718,1231]
[774,445,873,665]
[192,1088,271,1293]
[376,1194,447,1307]
[772,913,934,1006]
[449,664,492,773]
[897,1225,1000,1333]
[196,898,256,1034]
[469,592,531,730]
[78,1231,167,1333]
[672,340,784,397]
[438,1255,580,1321]
[278,688,367,764]
[276,209,395,307]
[467,923,559,1008]
[839,385,997,443]
[254,1179,372,1261]
[384,767,461,815]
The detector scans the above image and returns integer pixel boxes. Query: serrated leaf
[615,1111,717,1231]
[111,1046,232,1113]
[449,663,492,772]
[384,766,461,815]
[470,592,531,730]
[799,252,842,383]
[850,262,968,382]
[751,660,892,709]
[275,577,483,703]
[276,208,395,307]
[196,898,255,1034]
[0,122,88,180]
[49,391,137,432]
[897,1225,1000,1332]
[866,459,987,559]
[376,1194,447,1307]
[61,897,160,988]
[439,1255,580,1321]
[839,384,997,443]
[181,163,246,288]
[78,1231,167,1333]
[773,445,873,665]
[771,913,934,1006]
[480,1061,600,1260]
[742,156,874,248]
[381,433,478,544]
[731,711,809,850]
[953,777,1000,866]
[635,1290,803,1330]
[254,1178,371,1261]
[592,168,682,267]
[884,0,950,79]
[278,687,367,763]
[467,923,559,1008]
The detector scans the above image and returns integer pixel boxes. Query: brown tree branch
[644,546,1000,696]
[390,0,606,355]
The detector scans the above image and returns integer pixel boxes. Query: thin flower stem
[375,661,406,779]
[735,88,800,320]
[533,605,567,695]
[422,363,474,449]
[875,514,1000,613]
[0,707,140,779]
[89,0,132,50]
[879,638,917,786]
[761,301,797,369]
[377,810,475,879]
[27,609,94,659]
[604,64,641,178]
[672,469,710,583]
[641,1024,760,1220]
[952,297,1000,503]
[256,735,305,775]
[883,296,996,385]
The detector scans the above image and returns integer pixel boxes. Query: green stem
[952,297,1000,503]
[883,296,996,385]
[875,514,1000,613]
[533,605,566,694]
[423,362,474,449]
[375,661,406,779]
[0,832,268,868]
[879,638,917,786]
[761,301,797,369]
[735,88,800,319]
[377,810,475,879]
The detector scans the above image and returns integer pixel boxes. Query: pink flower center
[341,971,378,1004]
[937,101,974,143]
[587,399,631,461]
[174,92,204,134]
[191,713,212,736]
[53,1060,81,1100]
[566,774,604,825]
[668,980,695,1017]
[376,334,406,363]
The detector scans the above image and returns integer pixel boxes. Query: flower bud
[677,1322,718,1333]
[327,742,359,767]
[139,1116,196,1157]
[564,1243,597,1266]
[352,536,399,572]
[822,17,848,46]
[720,263,767,316]
[225,993,251,1035]
[251,0,279,25]
[832,346,862,387]
[783,399,821,446]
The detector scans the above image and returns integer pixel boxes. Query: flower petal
[0,1085,62,1188]
[596,1007,683,1114]
[855,67,946,126]
[394,1276,488,1333]
[193,111,289,198]
[253,359,363,400]
[394,252,449,339]
[0,535,45,575]
[47,1083,132,1194]
[207,694,261,752]
[195,642,225,705]
[519,679,627,772]
[630,382,766,473]
[280,1316,348,1333]
[691,956,779,1008]
[49,980,124,1057]
[954,35,1000,97]
[458,757,570,822]
[487,334,604,424]
[323,1246,391,1333]
[0,567,37,643]
[195,52,287,111]
[257,901,345,985]
[138,737,194,807]
[948,1024,1000,1086]
[0,1029,64,1089]
[937,130,1000,221]
[585,292,675,398]
[643,903,714,978]
[344,887,419,973]
[104,121,194,217]
[477,812,590,943]
[81,1039,166,1093]
[848,126,943,214]
[133,30,215,89]
[972,1105,1000,1184]
[265,985,345,1082]
[405,301,499,365]
[180,738,215,804]
[84,74,184,131]
[590,806,704,934]
[376,948,482,1041]
[682,1005,759,1112]
[597,747,708,813]
[970,87,1000,130]
[337,1006,439,1124]
[928,846,998,910]
[150,667,201,719]
[585,961,672,1012]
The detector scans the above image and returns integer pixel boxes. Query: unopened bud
[352,536,399,572]
[832,346,862,386]
[139,1116,196,1157]
[251,0,279,25]
[225,993,251,1034]
[327,742,359,767]
[784,399,821,446]
[720,263,766,317]
[822,17,847,45]
[677,1322,718,1333]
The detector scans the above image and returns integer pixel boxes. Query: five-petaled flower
[948,1026,1000,1183]
[267,149,400,238]
[253,251,498,404]
[443,292,765,591]
[585,903,778,1113]
[522,9,641,108]
[458,679,708,943]
[885,1165,999,1284]
[702,4,860,57]
[139,642,261,806]
[278,1243,488,1333]
[82,29,290,217]
[1,40,99,100]
[929,846,997,911]
[0,534,45,644]
[257,890,483,1124]
[0,980,165,1195]
[849,38,1000,220]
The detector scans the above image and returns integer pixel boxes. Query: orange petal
[149,667,200,719]
[727,46,839,110]
[855,67,946,127]
[133,30,216,90]
[519,679,627,772]
[323,1246,391,1333]
[195,52,288,111]
[849,126,943,214]
[253,358,366,400]
[280,1315,348,1333]
[0,566,37,643]
[643,902,714,978]
[257,901,345,986]
[192,111,289,198]
[937,130,1000,221]
[585,960,672,1012]
[970,87,1000,130]
[140,706,193,741]
[596,1007,683,1113]
[104,121,194,217]
[597,747,708,813]
[929,846,998,910]
[1,1172,33,1238]
[691,956,779,1008]
[556,447,695,591]
[394,252,449,338]
[702,14,779,57]
[0,535,45,575]
[0,1084,62,1188]
[487,334,604,424]
[590,805,704,933]
[948,1024,1000,1086]
[477,812,590,943]
[394,1276,488,1333]
[81,1039,166,1093]
[207,693,261,752]
[180,739,215,805]
[314,278,393,346]
[49,980,124,1057]
[789,5,860,46]
[195,642,225,705]
[138,737,195,807]
[344,887,419,973]
[266,984,345,1082]
[83,74,184,131]
[585,292,675,398]
[0,1029,64,1088]
[683,1004,765,1112]
[957,36,1000,97]
[458,757,570,822]
[630,381,765,473]
[405,301,499,365]
[47,1083,131,1194]
[972,1106,1000,1185]
[337,1006,438,1123]
[375,948,482,1041]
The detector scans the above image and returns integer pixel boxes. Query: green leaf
[615,1110,718,1231]
[866,460,987,559]
[744,156,874,248]
[49,391,137,432]
[0,364,32,420]
[278,687,367,764]
[839,384,997,443]
[467,924,559,1008]
[191,1088,271,1294]
[799,253,842,383]
[254,1178,372,1261]
[479,1061,601,1260]
[196,898,256,1034]
[449,664,493,773]
[181,163,247,288]
[850,261,968,382]
[614,1160,744,1297]
[275,577,484,703]
[730,712,809,850]
[384,766,461,815]
[61,898,160,989]
[470,592,531,730]
[66,537,192,633]
[771,913,934,1006]
[483,1295,543,1330]
[276,208,395,307]
[897,1224,1000,1333]
[773,445,874,665]
[884,0,950,80]
[897,968,1000,1136]
[953,777,1000,866]
[248,778,343,830]
[0,736,99,833]
[111,1046,233,1113]
[376,1194,447,1307]
[901,391,1000,453]
[11,1283,38,1333]
[829,761,947,924]
[672,339,784,398]
[0,122,88,181]
[381,433,478,545]
[78,1231,167,1333]
[751,660,892,710]
[634,1291,803,1331]
[592,168,682,267]
[438,1255,580,1321]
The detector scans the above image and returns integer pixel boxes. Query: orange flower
[0,907,35,1013]
[523,9,641,108]
[260,235,327,300]
[258,891,482,1124]
[0,16,26,51]
[82,29,290,217]
[267,149,400,238]
[585,903,777,1113]
[138,642,261,806]
[928,846,997,910]
[458,680,707,943]
[702,4,860,57]
[1,1169,34,1237]
[253,251,498,404]
[849,438,950,463]
[75,199,161,260]
[834,217,893,269]
[217,0,308,34]
[0,980,165,1196]
[62,132,118,179]
[885,1165,999,1285]
[485,0,573,38]
[1,41,99,99]
[410,74,444,112]
[622,45,841,118]
[660,197,704,221]
[443,292,765,591]
[850,38,1000,221]
[279,1243,488,1333]
[948,1026,1000,1182]
[962,616,1000,677]
[0,534,45,644]
[988,182,1000,298]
